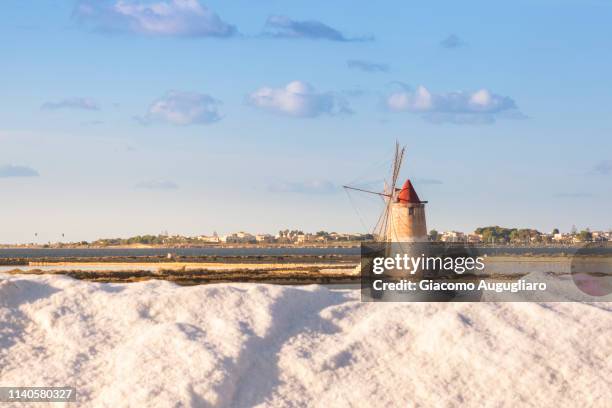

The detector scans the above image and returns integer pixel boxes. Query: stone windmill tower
[386,179,428,242]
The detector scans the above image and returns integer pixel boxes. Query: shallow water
[0,247,360,258]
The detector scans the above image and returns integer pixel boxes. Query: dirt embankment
[2,254,360,285]
[5,265,360,285]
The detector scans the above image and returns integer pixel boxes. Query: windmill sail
[345,141,406,242]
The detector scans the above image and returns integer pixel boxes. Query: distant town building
[552,233,566,242]
[298,233,322,243]
[592,231,609,242]
[467,234,482,243]
[256,234,276,243]
[197,232,220,243]
[222,232,256,244]
[441,231,465,242]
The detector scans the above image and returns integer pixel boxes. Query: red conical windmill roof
[397,179,421,203]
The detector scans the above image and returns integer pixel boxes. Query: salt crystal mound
[1,274,610,407]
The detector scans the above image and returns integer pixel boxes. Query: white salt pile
[0,274,610,407]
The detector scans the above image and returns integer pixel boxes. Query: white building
[296,234,316,243]
[256,234,276,243]
[441,231,465,242]
[197,233,220,243]
[222,232,256,244]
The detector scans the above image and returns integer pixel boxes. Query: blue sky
[1,0,611,243]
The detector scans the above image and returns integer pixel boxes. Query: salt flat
[0,274,610,407]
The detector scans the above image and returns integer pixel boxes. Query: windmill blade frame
[342,141,406,242]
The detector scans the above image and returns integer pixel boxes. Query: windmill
[343,141,427,242]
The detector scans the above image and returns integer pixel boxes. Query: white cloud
[387,86,433,112]
[74,0,236,37]
[263,15,372,42]
[247,81,351,118]
[139,91,222,125]
[386,85,524,124]
[135,180,179,190]
[41,98,99,111]
[0,165,39,178]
